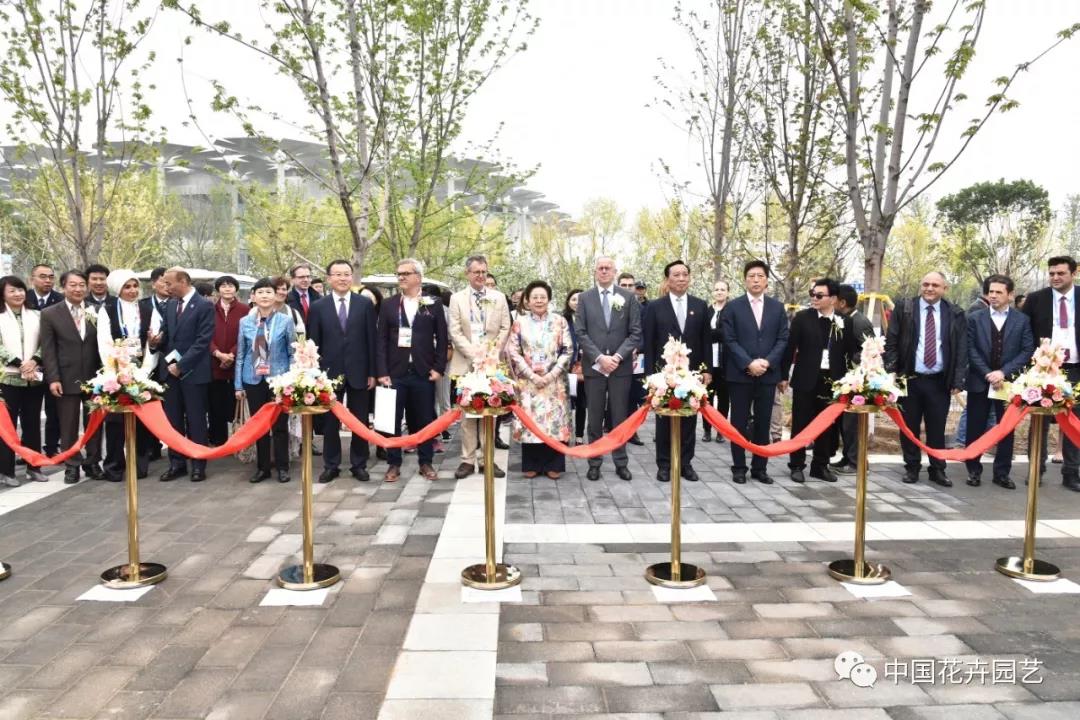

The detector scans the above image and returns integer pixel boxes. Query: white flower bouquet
[1008,338,1076,410]
[84,340,165,411]
[832,335,906,408]
[456,341,517,413]
[268,339,341,409]
[642,337,708,414]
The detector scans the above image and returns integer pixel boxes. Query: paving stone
[689,639,787,660]
[544,622,635,642]
[496,662,549,686]
[320,692,383,720]
[264,666,339,719]
[495,685,606,714]
[709,682,823,710]
[604,684,719,713]
[128,645,209,691]
[647,660,752,685]
[40,666,138,718]
[885,706,1009,720]
[91,689,168,720]
[594,640,693,662]
[547,661,653,686]
[498,641,596,663]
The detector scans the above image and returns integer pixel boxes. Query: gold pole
[996,412,1059,580]
[101,408,166,588]
[461,409,521,589]
[828,407,889,585]
[645,412,705,588]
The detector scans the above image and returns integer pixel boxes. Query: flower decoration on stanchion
[643,337,708,415]
[832,335,906,408]
[268,339,341,410]
[455,341,517,414]
[83,341,165,411]
[1007,339,1076,410]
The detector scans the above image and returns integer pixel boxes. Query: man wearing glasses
[448,255,511,479]
[287,264,321,323]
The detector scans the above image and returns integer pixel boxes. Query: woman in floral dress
[506,280,573,478]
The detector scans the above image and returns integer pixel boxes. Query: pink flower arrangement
[851,395,866,406]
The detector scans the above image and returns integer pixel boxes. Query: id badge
[470,321,486,341]
[398,327,413,348]
[255,359,270,376]
[532,352,547,375]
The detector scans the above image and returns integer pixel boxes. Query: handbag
[231,398,256,464]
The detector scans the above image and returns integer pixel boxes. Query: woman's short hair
[251,277,277,293]
[0,275,27,312]
[523,280,552,301]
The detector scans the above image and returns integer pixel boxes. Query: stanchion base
[827,559,891,585]
[461,563,522,590]
[277,563,341,591]
[645,562,707,589]
[101,563,167,589]
[995,556,1060,581]
[0,562,10,581]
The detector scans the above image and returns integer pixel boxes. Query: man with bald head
[884,271,967,486]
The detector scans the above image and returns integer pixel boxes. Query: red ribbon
[883,401,1029,461]
[700,400,849,457]
[0,403,106,467]
[131,401,283,460]
[1057,410,1080,447]
[330,404,463,448]
[511,403,650,458]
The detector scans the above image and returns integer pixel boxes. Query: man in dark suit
[780,278,854,483]
[26,263,64,456]
[884,271,967,487]
[138,267,171,463]
[376,259,448,483]
[39,270,103,484]
[153,267,215,482]
[965,274,1035,489]
[644,260,713,483]
[575,256,642,481]
[721,260,789,484]
[1022,255,1080,491]
[286,263,321,323]
[308,259,377,483]
[84,263,112,311]
[831,284,876,475]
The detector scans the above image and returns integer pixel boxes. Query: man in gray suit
[575,256,642,481]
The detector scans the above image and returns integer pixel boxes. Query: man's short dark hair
[1048,255,1078,273]
[289,264,312,278]
[743,259,769,278]
[325,259,353,275]
[836,284,859,309]
[150,266,167,282]
[215,275,239,291]
[85,263,110,277]
[813,278,839,298]
[486,272,497,285]
[252,277,276,293]
[985,273,1015,294]
[617,272,635,283]
[60,270,88,286]
[663,260,689,278]
[196,282,214,297]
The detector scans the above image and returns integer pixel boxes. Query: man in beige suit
[449,255,511,479]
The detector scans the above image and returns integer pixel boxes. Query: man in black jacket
[884,272,967,486]
[286,264,321,324]
[831,284,876,475]
[1021,255,1080,491]
[26,263,64,455]
[780,278,854,483]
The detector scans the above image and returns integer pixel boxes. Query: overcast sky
[135,1,1080,220]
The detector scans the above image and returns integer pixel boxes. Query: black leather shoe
[701,432,712,443]
[64,467,79,484]
[318,468,339,484]
[494,436,509,450]
[83,464,105,481]
[628,434,644,446]
[732,471,747,485]
[586,466,601,481]
[250,470,271,484]
[160,467,186,482]
[656,469,670,483]
[454,463,475,479]
[967,472,981,487]
[191,471,206,482]
[902,469,919,484]
[351,467,370,482]
[682,466,699,482]
[992,475,1015,489]
[1065,478,1080,492]
[277,470,291,483]
[615,466,633,481]
[928,469,952,488]
[789,468,806,484]
[810,466,838,483]
[751,470,774,485]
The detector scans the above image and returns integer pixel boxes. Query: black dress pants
[244,381,289,473]
[788,371,838,470]
[899,373,949,472]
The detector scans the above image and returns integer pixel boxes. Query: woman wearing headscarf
[0,275,46,486]
[96,269,154,480]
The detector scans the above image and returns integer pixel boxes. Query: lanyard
[525,313,552,353]
[469,291,486,326]
[119,302,141,339]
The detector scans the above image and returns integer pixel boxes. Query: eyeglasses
[810,293,829,300]
[396,271,418,278]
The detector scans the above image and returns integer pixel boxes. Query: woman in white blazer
[0,275,47,485]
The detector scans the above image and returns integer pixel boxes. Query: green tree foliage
[882,199,948,301]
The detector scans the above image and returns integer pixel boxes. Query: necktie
[675,296,686,332]
[300,293,309,316]
[176,298,185,319]
[924,304,937,369]
[1060,296,1069,329]
[70,305,83,338]
[751,297,762,329]
[338,297,348,332]
[601,289,611,327]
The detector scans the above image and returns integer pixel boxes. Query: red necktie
[301,293,309,316]
[1060,296,1068,329]
[923,305,936,368]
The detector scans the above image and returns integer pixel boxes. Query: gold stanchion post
[279,407,340,590]
[646,410,706,588]
[101,408,167,588]
[828,406,890,585]
[462,409,521,589]
[996,410,1060,580]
